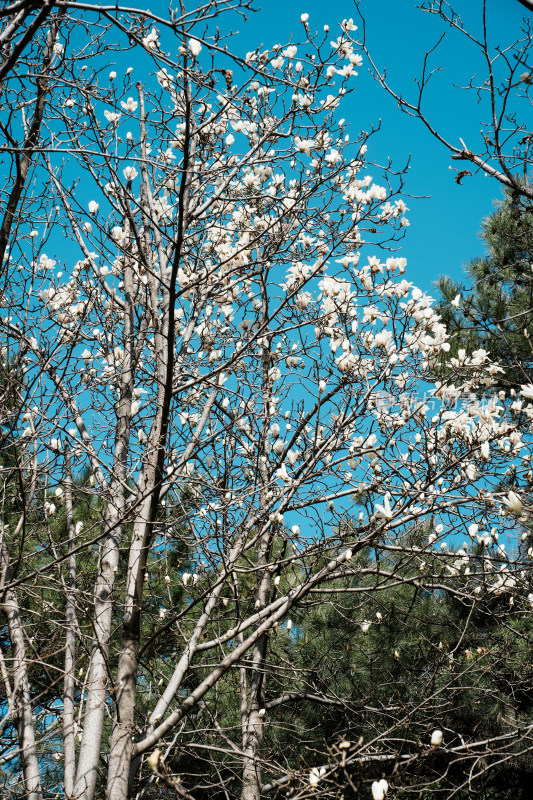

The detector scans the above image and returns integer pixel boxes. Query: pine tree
[435,192,533,391]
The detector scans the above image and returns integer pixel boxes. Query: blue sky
[237,0,531,295]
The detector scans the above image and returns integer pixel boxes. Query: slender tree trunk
[73,261,135,800]
[1,554,43,800]
[63,450,77,799]
[241,283,272,800]
[107,496,153,800]
[107,75,198,800]
[241,575,270,800]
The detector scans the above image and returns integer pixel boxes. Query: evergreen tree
[435,192,533,391]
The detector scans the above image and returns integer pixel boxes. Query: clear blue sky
[236,0,530,295]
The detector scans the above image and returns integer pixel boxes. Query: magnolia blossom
[309,767,325,787]
[276,464,289,482]
[341,18,357,31]
[294,136,316,155]
[371,780,388,800]
[431,729,443,748]
[146,749,161,771]
[374,495,393,520]
[503,491,523,516]
[189,39,202,57]
[142,28,159,51]
[123,166,138,181]
[88,200,99,215]
[103,110,120,124]
[521,383,533,401]
[120,97,138,113]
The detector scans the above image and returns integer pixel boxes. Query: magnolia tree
[1,3,533,800]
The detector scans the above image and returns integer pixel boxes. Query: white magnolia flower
[503,490,523,516]
[308,767,326,787]
[88,200,99,215]
[103,110,121,124]
[341,18,357,32]
[374,495,393,520]
[276,464,289,482]
[272,439,284,455]
[431,729,443,748]
[189,39,202,57]
[146,748,161,771]
[182,572,191,586]
[120,97,138,113]
[123,166,138,181]
[361,620,371,634]
[371,780,388,800]
[294,136,316,155]
[157,68,173,89]
[309,768,320,788]
[301,13,309,23]
[521,383,533,400]
[142,28,159,51]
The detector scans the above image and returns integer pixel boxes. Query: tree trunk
[63,450,77,798]
[2,562,43,800]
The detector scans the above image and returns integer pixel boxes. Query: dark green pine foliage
[256,524,533,800]
[435,191,533,391]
